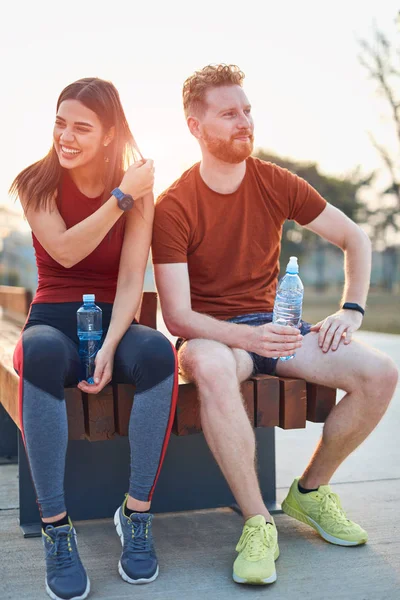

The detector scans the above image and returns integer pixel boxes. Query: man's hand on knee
[310,310,363,353]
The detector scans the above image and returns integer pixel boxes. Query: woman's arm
[78,192,154,393]
[104,192,155,350]
[22,160,154,268]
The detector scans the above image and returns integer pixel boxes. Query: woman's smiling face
[53,99,110,170]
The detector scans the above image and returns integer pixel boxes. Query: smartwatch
[341,302,365,316]
[112,187,134,212]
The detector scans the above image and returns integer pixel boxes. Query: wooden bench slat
[252,375,280,428]
[172,378,256,436]
[306,383,336,423]
[0,320,20,428]
[241,379,255,425]
[0,360,20,428]
[172,380,200,436]
[84,386,116,441]
[65,388,86,440]
[0,285,31,325]
[278,378,307,429]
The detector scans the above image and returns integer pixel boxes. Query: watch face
[119,195,134,211]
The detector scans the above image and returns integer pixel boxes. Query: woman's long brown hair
[9,77,142,212]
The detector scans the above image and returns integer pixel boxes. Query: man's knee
[382,354,398,384]
[358,352,398,414]
[371,354,398,397]
[180,340,237,386]
[360,352,397,385]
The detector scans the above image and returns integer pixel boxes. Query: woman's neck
[68,162,105,198]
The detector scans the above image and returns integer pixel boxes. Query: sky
[1,0,398,218]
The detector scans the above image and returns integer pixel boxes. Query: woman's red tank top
[32,173,125,304]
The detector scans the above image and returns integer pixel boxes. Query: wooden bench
[0,285,336,537]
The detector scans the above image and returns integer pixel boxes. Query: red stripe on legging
[13,330,43,517]
[13,336,26,445]
[148,342,179,501]
[13,302,32,445]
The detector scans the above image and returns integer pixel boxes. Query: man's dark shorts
[175,312,312,376]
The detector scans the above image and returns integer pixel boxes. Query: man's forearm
[341,230,372,308]
[168,310,252,350]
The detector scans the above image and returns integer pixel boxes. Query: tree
[358,24,400,289]
[359,25,400,239]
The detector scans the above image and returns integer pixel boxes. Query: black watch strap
[342,302,365,316]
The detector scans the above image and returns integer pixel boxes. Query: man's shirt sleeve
[285,169,327,225]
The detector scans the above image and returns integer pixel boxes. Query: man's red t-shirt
[152,157,327,319]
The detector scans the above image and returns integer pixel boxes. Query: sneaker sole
[114,508,159,584]
[281,498,367,547]
[117,560,159,585]
[233,570,277,585]
[232,545,279,585]
[45,576,90,600]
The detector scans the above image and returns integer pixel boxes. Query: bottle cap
[286,256,299,274]
[83,294,95,303]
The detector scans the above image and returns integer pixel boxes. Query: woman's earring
[104,142,110,162]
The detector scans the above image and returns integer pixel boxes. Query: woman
[10,77,178,600]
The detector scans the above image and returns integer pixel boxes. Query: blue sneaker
[42,519,90,600]
[114,497,159,584]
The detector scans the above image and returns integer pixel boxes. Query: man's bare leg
[179,339,271,521]
[276,332,398,488]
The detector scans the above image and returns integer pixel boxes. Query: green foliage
[358,26,400,243]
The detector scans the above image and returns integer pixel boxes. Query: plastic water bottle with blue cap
[273,256,304,361]
[77,294,103,384]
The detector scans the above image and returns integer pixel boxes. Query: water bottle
[273,256,304,361]
[77,294,103,384]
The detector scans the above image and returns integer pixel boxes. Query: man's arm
[154,263,303,359]
[304,203,372,350]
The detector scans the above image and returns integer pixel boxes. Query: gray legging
[13,315,177,519]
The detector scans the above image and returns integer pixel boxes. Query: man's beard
[202,129,254,164]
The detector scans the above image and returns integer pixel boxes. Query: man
[152,64,398,585]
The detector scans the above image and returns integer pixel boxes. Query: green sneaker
[282,477,368,546]
[233,515,279,585]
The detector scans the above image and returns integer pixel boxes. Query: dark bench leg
[0,404,18,462]
[153,428,279,513]
[258,427,279,511]
[18,428,278,538]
